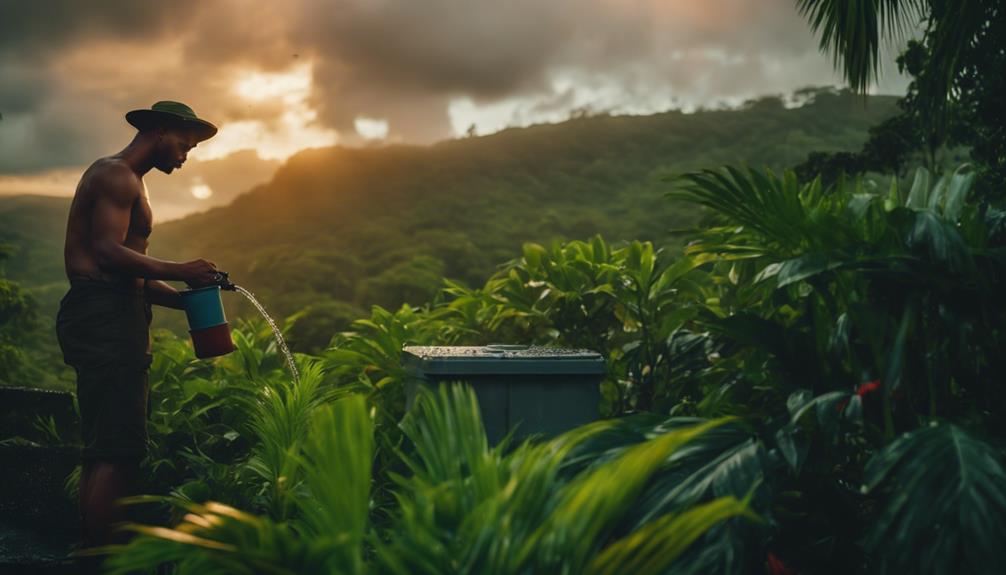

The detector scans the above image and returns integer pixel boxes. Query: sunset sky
[0,0,914,220]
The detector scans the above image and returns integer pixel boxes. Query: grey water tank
[402,344,605,444]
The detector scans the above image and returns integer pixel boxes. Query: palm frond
[380,385,753,575]
[296,396,374,573]
[563,415,772,574]
[796,0,925,92]
[102,498,323,575]
[586,496,757,575]
[534,417,735,573]
[105,395,376,574]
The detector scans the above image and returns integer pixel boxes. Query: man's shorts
[56,278,153,461]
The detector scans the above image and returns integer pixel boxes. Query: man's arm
[90,163,218,285]
[145,280,184,309]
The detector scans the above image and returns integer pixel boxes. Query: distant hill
[0,194,68,282]
[1,88,899,346]
[0,195,74,388]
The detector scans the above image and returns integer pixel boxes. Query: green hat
[125,100,218,142]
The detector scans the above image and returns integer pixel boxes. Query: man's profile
[56,100,223,569]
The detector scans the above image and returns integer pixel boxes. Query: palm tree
[796,0,990,123]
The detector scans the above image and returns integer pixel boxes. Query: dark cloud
[0,56,53,116]
[1,0,913,182]
[0,0,200,60]
[300,0,570,96]
[296,0,908,142]
[298,0,649,139]
[181,1,302,72]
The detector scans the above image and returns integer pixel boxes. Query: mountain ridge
[2,90,899,338]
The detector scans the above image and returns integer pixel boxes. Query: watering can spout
[213,271,237,291]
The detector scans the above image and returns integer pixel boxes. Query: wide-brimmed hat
[125,101,218,142]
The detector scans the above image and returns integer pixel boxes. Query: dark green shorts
[56,279,153,461]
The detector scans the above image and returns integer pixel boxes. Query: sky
[0,0,914,221]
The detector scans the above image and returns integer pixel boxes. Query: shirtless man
[56,101,222,565]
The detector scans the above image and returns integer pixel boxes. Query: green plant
[439,235,716,414]
[862,422,1006,575]
[103,394,374,575]
[669,165,1005,435]
[104,385,753,574]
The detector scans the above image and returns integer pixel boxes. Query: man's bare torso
[64,157,153,290]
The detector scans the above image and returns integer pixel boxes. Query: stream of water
[233,285,300,384]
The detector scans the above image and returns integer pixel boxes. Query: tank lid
[402,345,605,375]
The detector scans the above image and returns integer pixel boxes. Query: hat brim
[126,109,218,142]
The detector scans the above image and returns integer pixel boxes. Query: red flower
[856,380,881,397]
[767,552,797,575]
[837,379,883,414]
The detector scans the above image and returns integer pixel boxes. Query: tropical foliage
[2,1,1005,573]
[796,0,1005,198]
[0,244,43,386]
[82,158,1006,574]
[102,387,754,575]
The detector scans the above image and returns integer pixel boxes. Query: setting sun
[189,179,213,200]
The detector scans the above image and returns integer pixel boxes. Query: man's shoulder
[84,158,141,201]
[87,157,138,181]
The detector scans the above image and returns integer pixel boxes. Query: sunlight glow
[234,65,312,105]
[447,98,522,138]
[354,117,389,140]
[0,167,81,196]
[193,61,338,162]
[190,179,213,199]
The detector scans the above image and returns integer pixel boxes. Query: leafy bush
[104,385,753,574]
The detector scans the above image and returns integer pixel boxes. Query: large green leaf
[863,423,1006,574]
[773,252,845,288]
[533,417,736,574]
[586,495,756,575]
[561,415,772,575]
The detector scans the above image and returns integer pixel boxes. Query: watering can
[180,271,237,359]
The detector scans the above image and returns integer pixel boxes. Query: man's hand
[145,280,184,309]
[179,258,220,288]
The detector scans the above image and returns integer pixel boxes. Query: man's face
[154,127,199,174]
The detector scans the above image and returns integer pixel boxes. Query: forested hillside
[154,89,896,322]
[0,88,898,386]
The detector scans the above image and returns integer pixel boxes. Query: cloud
[1,0,914,194]
[0,0,200,59]
[296,0,912,141]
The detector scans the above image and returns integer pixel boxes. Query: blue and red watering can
[180,271,237,359]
